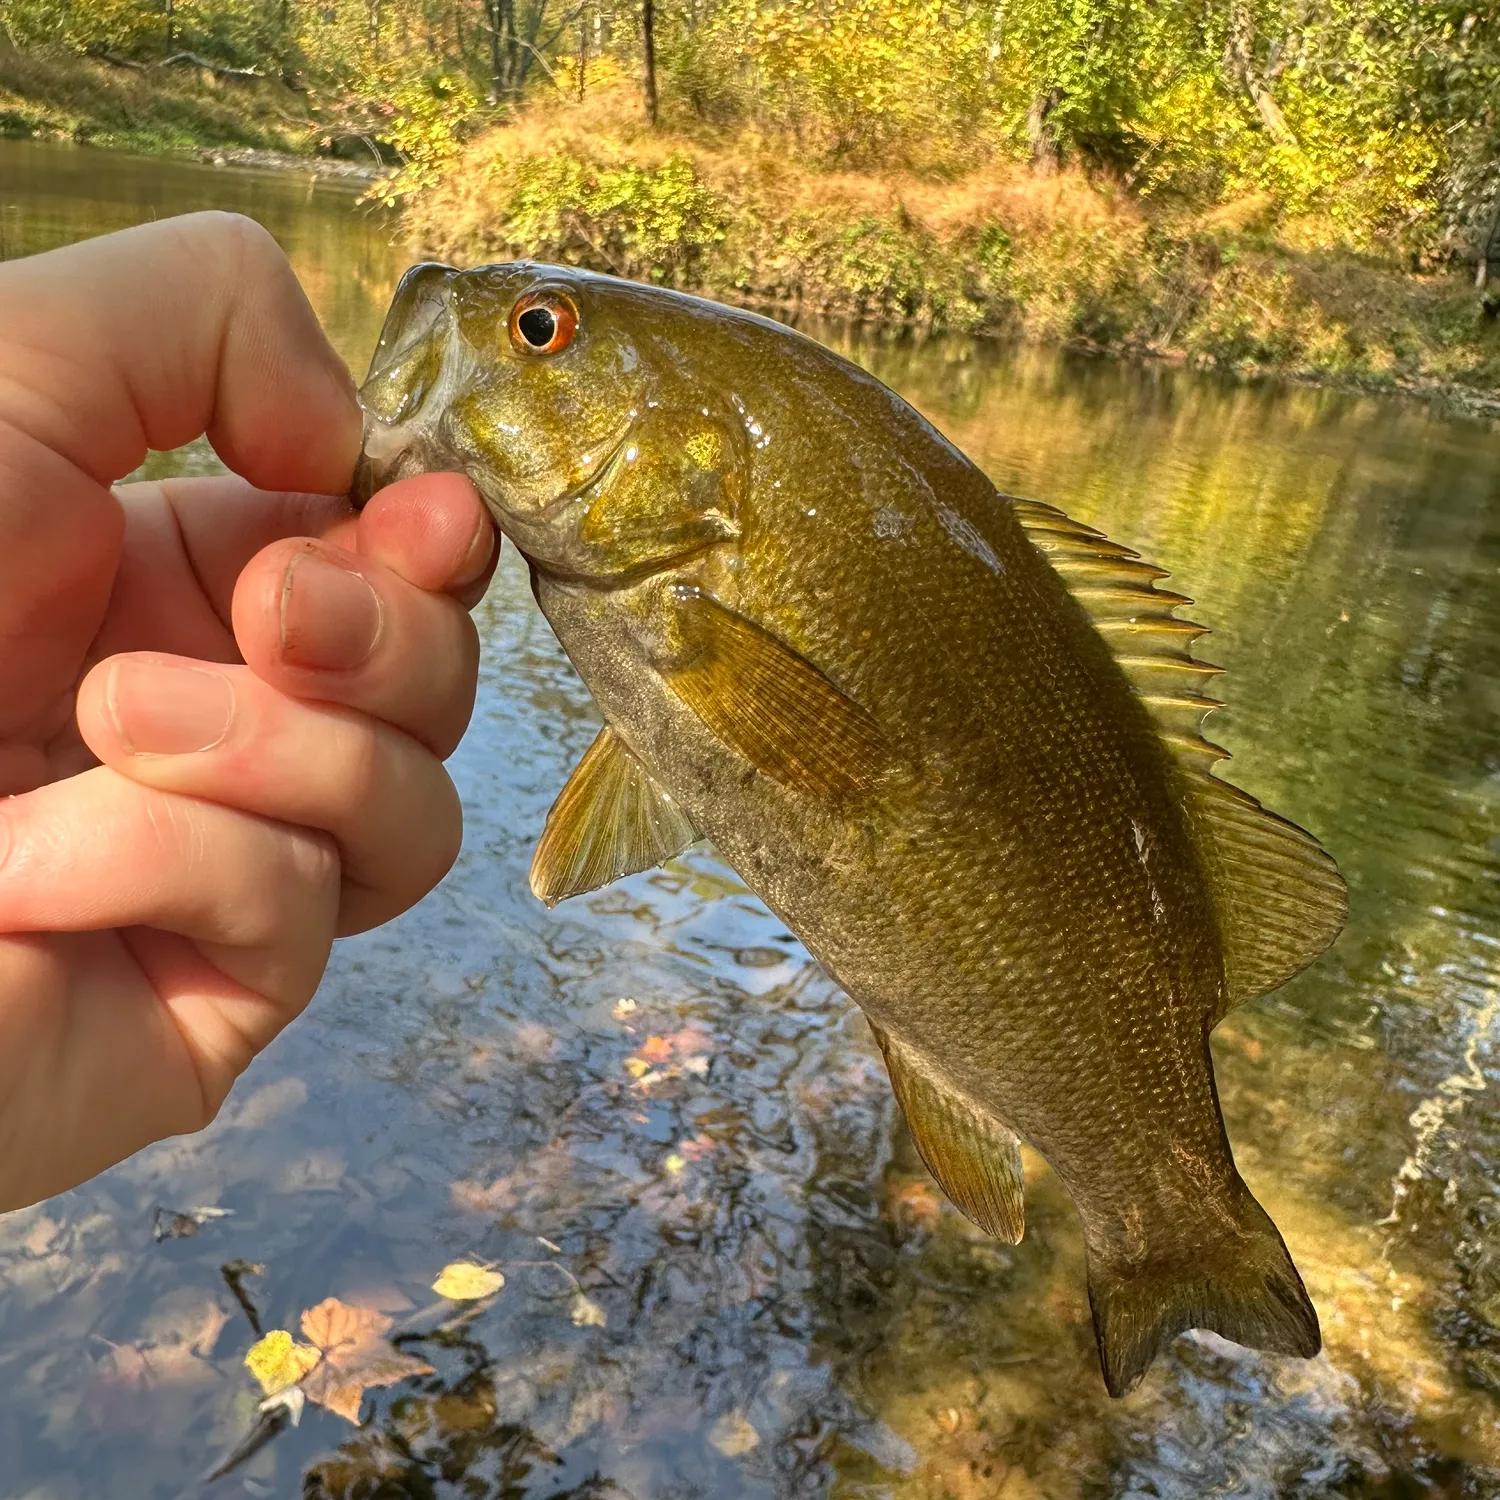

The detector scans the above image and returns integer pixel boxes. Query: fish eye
[509,290,578,356]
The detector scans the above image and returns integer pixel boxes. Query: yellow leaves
[244,1329,321,1396]
[569,1292,607,1327]
[663,1153,687,1175]
[708,1411,761,1457]
[242,1299,433,1425]
[624,1057,653,1079]
[431,1261,506,1300]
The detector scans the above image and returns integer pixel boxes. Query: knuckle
[285,824,341,899]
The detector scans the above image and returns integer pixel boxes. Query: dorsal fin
[871,1023,1025,1243]
[1011,496,1346,1015]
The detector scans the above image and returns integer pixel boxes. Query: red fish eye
[509,291,578,355]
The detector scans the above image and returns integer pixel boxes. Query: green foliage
[463,147,727,282]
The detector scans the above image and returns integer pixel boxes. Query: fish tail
[1085,1186,1319,1398]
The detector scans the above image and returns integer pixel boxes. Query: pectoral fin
[667,589,889,799]
[872,1024,1025,1243]
[530,726,700,907]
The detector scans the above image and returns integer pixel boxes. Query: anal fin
[530,726,700,907]
[872,1023,1025,1243]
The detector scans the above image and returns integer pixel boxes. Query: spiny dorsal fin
[1010,496,1346,1014]
[530,726,700,907]
[871,1023,1025,1243]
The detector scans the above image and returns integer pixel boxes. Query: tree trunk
[1223,0,1297,147]
[486,0,503,101]
[1475,187,1500,290]
[164,0,175,54]
[501,0,519,95]
[577,4,587,99]
[641,0,658,125]
[1027,88,1061,173]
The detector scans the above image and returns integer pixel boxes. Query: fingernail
[280,551,384,671]
[108,659,235,755]
[453,510,497,589]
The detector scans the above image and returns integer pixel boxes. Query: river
[2,137,1499,1499]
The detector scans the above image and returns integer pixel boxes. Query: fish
[353,261,1348,1397]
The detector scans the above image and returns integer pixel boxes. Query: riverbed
[2,137,1499,1499]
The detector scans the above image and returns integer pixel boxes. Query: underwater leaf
[570,1293,607,1327]
[708,1411,761,1457]
[298,1297,434,1425]
[623,1057,652,1079]
[663,1153,687,1175]
[432,1262,506,1300]
[612,997,639,1018]
[639,1035,674,1064]
[244,1329,321,1395]
[152,1204,234,1242]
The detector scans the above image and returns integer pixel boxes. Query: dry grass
[0,44,310,153]
[401,84,1500,403]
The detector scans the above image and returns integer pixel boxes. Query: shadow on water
[0,138,1498,1498]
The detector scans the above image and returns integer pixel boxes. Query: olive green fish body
[357,263,1346,1395]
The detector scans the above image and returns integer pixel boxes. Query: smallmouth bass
[355,263,1347,1397]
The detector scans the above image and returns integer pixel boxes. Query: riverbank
[5,47,1497,410]
[0,44,315,157]
[399,88,1500,411]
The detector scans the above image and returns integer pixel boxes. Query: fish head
[355,261,746,582]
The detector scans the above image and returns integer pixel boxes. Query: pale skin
[0,211,492,1213]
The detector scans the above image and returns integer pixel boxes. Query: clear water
[1,137,1498,1499]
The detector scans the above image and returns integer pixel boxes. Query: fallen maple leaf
[431,1261,505,1300]
[298,1297,434,1424]
[244,1330,321,1395]
[638,1035,674,1064]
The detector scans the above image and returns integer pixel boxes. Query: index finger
[0,212,360,738]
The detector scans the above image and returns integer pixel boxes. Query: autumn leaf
[569,1292,607,1327]
[612,997,639,1018]
[244,1330,322,1395]
[638,1035,674,1064]
[623,1057,652,1079]
[431,1262,505,1300]
[298,1297,434,1424]
[708,1411,761,1456]
[663,1153,687,1175]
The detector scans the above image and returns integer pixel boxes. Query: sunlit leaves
[299,1298,436,1424]
[241,1300,434,1425]
[431,1261,506,1299]
[245,1329,323,1395]
[569,1291,607,1326]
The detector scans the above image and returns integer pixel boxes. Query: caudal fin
[1086,1192,1320,1398]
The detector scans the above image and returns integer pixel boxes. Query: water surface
[1,137,1498,1499]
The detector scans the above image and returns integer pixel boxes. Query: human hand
[0,213,494,1211]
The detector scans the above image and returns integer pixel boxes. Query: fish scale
[355,260,1347,1397]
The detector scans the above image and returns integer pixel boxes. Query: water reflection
[0,139,1498,1497]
